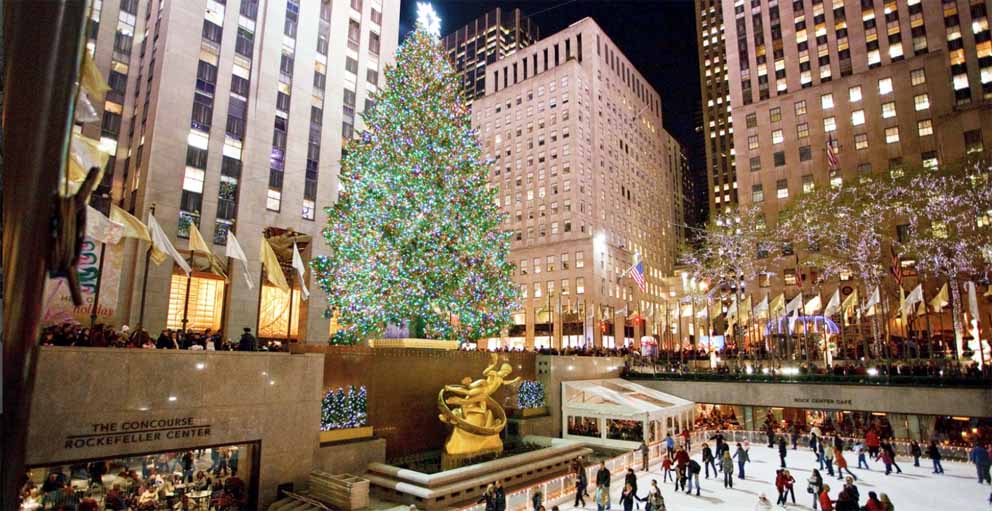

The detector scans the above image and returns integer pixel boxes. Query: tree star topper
[416,2,441,37]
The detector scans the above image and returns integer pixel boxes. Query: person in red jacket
[662,455,674,483]
[865,430,881,459]
[775,470,787,505]
[675,446,690,469]
[819,484,834,511]
[863,491,884,511]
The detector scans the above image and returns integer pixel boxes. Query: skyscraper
[471,18,683,349]
[696,0,737,215]
[721,0,991,294]
[441,8,539,105]
[75,0,400,340]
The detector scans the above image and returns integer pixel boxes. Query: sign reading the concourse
[65,417,211,449]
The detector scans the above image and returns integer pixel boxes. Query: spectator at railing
[38,322,286,352]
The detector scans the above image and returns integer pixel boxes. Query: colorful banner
[42,236,123,326]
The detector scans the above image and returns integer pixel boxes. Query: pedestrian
[681,428,692,452]
[625,468,639,508]
[644,480,664,511]
[842,476,860,509]
[835,447,856,481]
[835,488,857,511]
[238,327,256,352]
[823,441,835,477]
[774,470,786,505]
[531,489,543,511]
[733,442,749,479]
[817,440,826,470]
[674,446,689,475]
[686,459,701,496]
[596,461,611,509]
[927,440,944,474]
[808,469,824,510]
[494,481,506,511]
[755,493,773,511]
[702,443,716,479]
[818,484,834,511]
[856,442,870,470]
[661,455,673,483]
[574,459,588,508]
[782,469,796,504]
[865,430,880,459]
[721,449,734,488]
[664,433,675,459]
[478,484,496,511]
[619,483,638,511]
[878,493,894,511]
[880,441,902,474]
[640,440,650,471]
[877,446,894,475]
[909,440,922,467]
[778,435,788,468]
[969,443,991,484]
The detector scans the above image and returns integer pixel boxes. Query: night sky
[398,0,706,223]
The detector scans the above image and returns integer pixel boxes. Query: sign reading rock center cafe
[65,417,211,449]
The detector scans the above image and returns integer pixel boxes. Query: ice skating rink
[557,443,990,511]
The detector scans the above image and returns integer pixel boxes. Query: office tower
[697,0,738,215]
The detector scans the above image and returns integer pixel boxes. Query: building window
[802,174,814,193]
[746,113,758,128]
[922,150,939,168]
[851,109,865,126]
[849,85,862,102]
[855,133,869,149]
[965,129,985,154]
[774,151,786,166]
[878,77,893,94]
[576,277,585,294]
[820,93,834,109]
[794,99,807,115]
[772,129,784,144]
[917,119,933,136]
[885,126,900,144]
[799,145,812,161]
[748,134,760,149]
[784,269,797,286]
[267,189,281,211]
[752,184,764,202]
[769,106,782,122]
[776,178,789,198]
[750,155,762,171]
[575,251,584,269]
[796,122,810,138]
[881,101,896,118]
[830,169,842,188]
[910,68,926,86]
[914,93,930,110]
[823,116,837,132]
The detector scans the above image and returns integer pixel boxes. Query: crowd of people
[19,448,248,510]
[38,323,283,352]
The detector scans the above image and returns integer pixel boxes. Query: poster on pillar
[41,236,123,326]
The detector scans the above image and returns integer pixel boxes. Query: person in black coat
[702,443,716,478]
[928,440,944,473]
[156,329,174,349]
[478,484,496,511]
[574,461,588,508]
[778,436,788,468]
[494,480,506,511]
[596,461,611,489]
[238,327,257,352]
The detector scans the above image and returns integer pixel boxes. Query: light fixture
[866,368,879,377]
[195,362,205,370]
[168,396,177,402]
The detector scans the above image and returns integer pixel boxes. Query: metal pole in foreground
[137,203,156,328]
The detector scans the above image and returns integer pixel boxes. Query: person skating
[910,440,922,468]
[927,440,944,474]
[818,484,834,511]
[855,442,870,470]
[835,447,857,481]
[817,440,826,470]
[734,442,750,479]
[625,468,639,509]
[595,484,610,511]
[823,441,835,477]
[879,493,894,511]
[687,459,701,496]
[969,442,991,484]
[766,422,777,448]
[791,424,800,450]
[808,469,824,510]
[755,493,773,511]
[664,433,675,459]
[702,443,716,478]
[681,428,692,452]
[661,455,673,483]
[675,464,687,492]
[574,459,588,508]
[640,440,650,471]
[595,461,611,509]
[877,446,895,475]
[778,435,788,468]
[774,470,787,506]
[674,446,690,476]
[865,430,881,459]
[880,441,902,474]
[835,487,857,511]
[782,469,796,505]
[619,483,638,511]
[721,449,734,488]
[643,480,664,511]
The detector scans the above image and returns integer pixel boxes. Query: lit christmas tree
[517,380,546,409]
[312,24,517,343]
[321,385,369,431]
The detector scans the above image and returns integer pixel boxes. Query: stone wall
[536,355,625,437]
[312,438,386,476]
[25,347,323,509]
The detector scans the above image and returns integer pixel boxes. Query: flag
[740,295,752,323]
[804,295,822,315]
[930,283,948,312]
[110,205,150,241]
[147,212,191,275]
[709,299,723,318]
[769,293,785,316]
[626,256,646,292]
[902,284,923,315]
[81,52,110,101]
[726,299,738,319]
[842,288,859,325]
[85,205,124,245]
[916,301,926,317]
[896,286,906,321]
[823,289,841,317]
[753,295,769,319]
[785,293,803,316]
[889,245,903,286]
[260,237,289,291]
[225,232,254,289]
[681,304,692,318]
[189,223,227,279]
[826,133,840,170]
[863,286,880,316]
[292,242,311,301]
[966,282,980,321]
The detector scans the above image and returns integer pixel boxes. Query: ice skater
[855,442,870,470]
[778,435,788,468]
[928,440,944,474]
[734,442,750,479]
[835,446,857,481]
[702,443,717,478]
[721,449,734,489]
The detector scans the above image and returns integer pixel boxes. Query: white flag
[292,242,310,301]
[902,284,924,315]
[147,212,191,275]
[863,286,880,315]
[966,282,980,321]
[785,293,804,316]
[753,296,769,318]
[726,299,738,319]
[225,232,254,289]
[823,289,841,317]
[804,295,822,315]
[85,205,124,245]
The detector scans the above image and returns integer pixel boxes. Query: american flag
[826,134,840,169]
[629,260,646,292]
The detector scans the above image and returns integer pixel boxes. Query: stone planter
[512,406,549,418]
[320,426,374,444]
[367,338,460,350]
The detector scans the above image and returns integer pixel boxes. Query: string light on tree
[416,2,441,38]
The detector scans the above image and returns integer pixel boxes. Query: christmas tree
[312,26,517,343]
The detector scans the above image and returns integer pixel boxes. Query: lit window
[267,189,282,211]
[878,77,893,95]
[575,251,584,269]
[821,94,834,109]
[794,100,807,116]
[910,68,926,86]
[770,107,782,122]
[885,126,900,144]
[881,102,896,118]
[855,133,869,150]
[772,129,784,144]
[802,174,814,194]
[302,199,315,220]
[576,277,585,294]
[830,170,842,188]
[797,122,810,138]
[752,184,764,203]
[917,119,933,136]
[748,134,759,149]
[776,178,789,199]
[849,86,862,102]
[851,109,865,125]
[914,93,930,111]
[823,116,837,132]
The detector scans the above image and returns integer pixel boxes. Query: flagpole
[286,278,294,341]
[137,203,156,329]
[922,277,933,360]
[181,250,193,333]
[89,241,108,328]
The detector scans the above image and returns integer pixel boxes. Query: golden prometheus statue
[438,353,520,463]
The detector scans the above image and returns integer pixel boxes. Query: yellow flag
[81,52,110,100]
[260,238,289,291]
[188,223,211,254]
[769,293,785,316]
[930,283,949,311]
[110,205,150,242]
[841,288,859,311]
[740,295,752,323]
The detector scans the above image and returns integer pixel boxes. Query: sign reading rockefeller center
[64,417,212,449]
